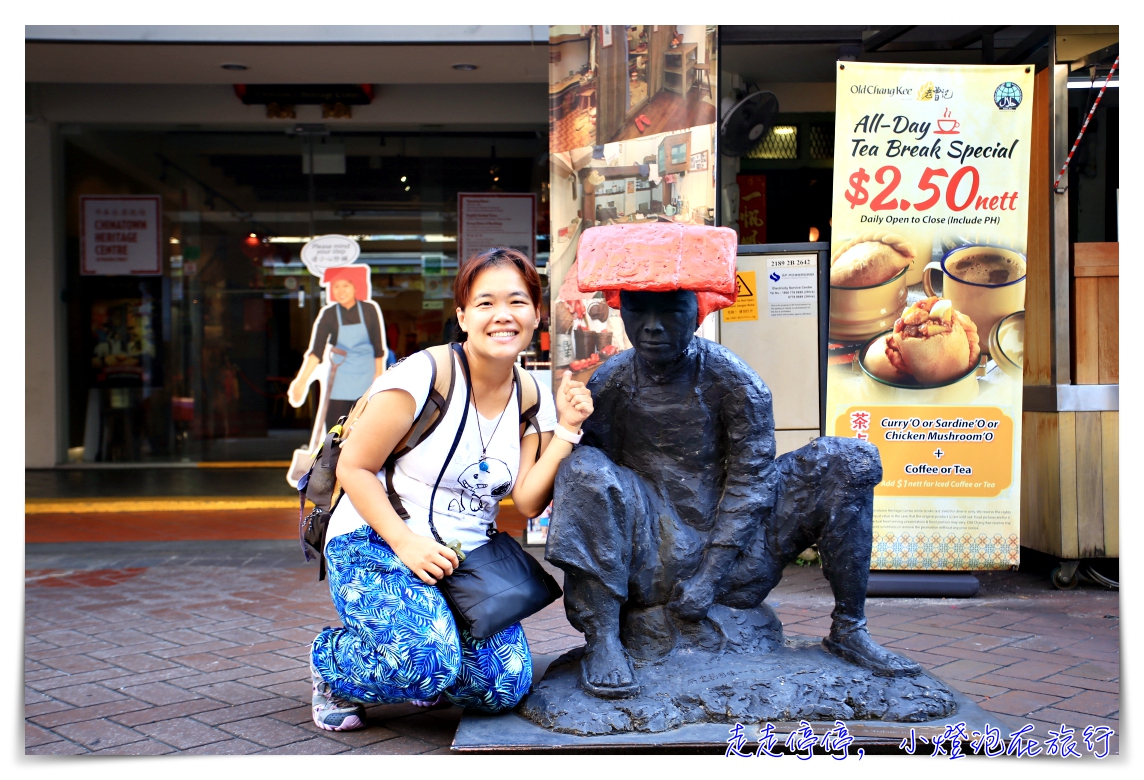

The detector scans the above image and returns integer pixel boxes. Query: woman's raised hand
[556,370,594,432]
[391,534,461,585]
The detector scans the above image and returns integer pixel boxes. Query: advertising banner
[826,62,1034,570]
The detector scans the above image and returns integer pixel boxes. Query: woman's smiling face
[331,279,356,307]
[457,264,538,360]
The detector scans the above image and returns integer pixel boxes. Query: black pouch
[436,530,562,640]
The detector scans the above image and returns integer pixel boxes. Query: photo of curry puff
[865,296,981,385]
[830,231,915,287]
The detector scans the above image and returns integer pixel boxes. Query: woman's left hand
[555,370,593,431]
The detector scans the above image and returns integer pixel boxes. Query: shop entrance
[64,128,548,464]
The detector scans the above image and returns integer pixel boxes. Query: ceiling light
[493,177,500,182]
[400,175,407,182]
[221,63,248,71]
[452,63,478,71]
[405,186,411,192]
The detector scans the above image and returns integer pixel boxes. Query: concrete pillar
[25,118,65,467]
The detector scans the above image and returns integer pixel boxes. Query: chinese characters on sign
[736,174,767,244]
[726,721,1114,759]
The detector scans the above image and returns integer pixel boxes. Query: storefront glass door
[63,128,548,464]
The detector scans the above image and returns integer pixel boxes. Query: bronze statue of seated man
[547,226,922,700]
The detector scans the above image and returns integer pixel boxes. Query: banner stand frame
[866,571,980,598]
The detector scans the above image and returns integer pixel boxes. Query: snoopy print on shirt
[449,458,513,514]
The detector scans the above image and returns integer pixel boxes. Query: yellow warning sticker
[723,271,758,323]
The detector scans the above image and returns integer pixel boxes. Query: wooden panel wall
[1020,410,1118,559]
[1075,412,1105,556]
[1017,73,1119,564]
[1073,242,1119,384]
[596,25,629,145]
[647,27,673,99]
[1098,279,1119,384]
[1024,66,1053,385]
[1101,411,1119,557]
[1057,412,1079,558]
[1021,412,1062,554]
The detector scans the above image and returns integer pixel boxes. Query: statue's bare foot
[580,634,639,699]
[823,629,923,677]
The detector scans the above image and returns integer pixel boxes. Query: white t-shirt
[325,351,558,554]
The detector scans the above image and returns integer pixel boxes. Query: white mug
[828,267,909,342]
[923,245,1026,350]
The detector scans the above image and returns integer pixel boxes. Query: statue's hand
[668,575,717,622]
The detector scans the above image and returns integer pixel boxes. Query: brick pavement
[25,542,1119,755]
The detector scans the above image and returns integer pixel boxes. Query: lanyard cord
[470,376,515,465]
[463,343,515,466]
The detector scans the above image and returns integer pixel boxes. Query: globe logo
[994,82,1023,110]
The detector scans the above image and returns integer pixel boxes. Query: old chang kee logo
[917,81,954,101]
[850,83,914,97]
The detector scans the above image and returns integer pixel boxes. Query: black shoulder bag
[422,343,562,640]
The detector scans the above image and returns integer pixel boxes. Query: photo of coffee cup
[923,245,1026,350]
[988,310,1025,381]
[829,266,908,342]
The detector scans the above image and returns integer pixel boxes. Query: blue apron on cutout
[329,302,376,401]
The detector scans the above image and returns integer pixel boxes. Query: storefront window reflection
[64,129,549,463]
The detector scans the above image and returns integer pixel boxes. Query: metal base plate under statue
[453,638,1016,753]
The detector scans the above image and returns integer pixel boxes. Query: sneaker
[310,654,366,731]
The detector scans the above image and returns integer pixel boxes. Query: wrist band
[553,424,583,444]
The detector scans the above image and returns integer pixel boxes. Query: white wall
[549,169,581,236]
[550,39,589,83]
[678,25,707,64]
[25,120,65,467]
[677,125,715,217]
[623,181,637,216]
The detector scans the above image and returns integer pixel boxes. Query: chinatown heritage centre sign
[80,195,163,276]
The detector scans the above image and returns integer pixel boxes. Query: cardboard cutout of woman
[287,264,388,485]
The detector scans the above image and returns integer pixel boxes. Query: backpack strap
[514,364,543,462]
[384,344,456,520]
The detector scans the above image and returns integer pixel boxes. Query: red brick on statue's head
[575,223,739,324]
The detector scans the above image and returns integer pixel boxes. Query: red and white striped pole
[1053,55,1119,194]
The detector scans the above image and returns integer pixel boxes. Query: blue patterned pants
[311,526,532,713]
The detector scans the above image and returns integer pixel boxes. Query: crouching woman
[309,248,593,731]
